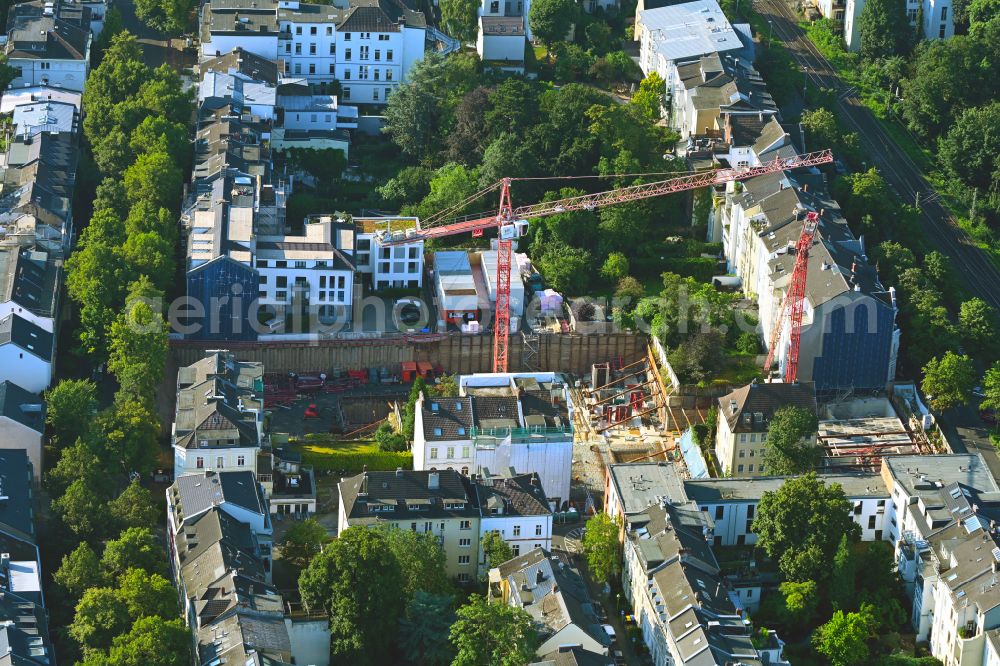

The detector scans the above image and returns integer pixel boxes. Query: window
[344,86,351,99]
[759,465,765,474]
[326,26,333,35]
[513,525,521,536]
[359,66,369,80]
[462,446,470,457]
[748,464,754,472]
[736,534,746,545]
[512,545,520,556]
[747,505,755,519]
[461,466,469,476]
[738,450,745,458]
[329,43,335,55]
[411,522,417,531]
[430,447,438,459]
[386,70,393,81]
[309,43,316,55]
[868,516,876,529]
[375,49,381,60]
[745,518,754,532]
[458,555,470,565]
[285,43,291,53]
[715,506,724,519]
[196,457,204,469]
[237,455,245,466]
[345,48,352,60]
[344,32,351,40]
[490,0,499,10]
[907,7,918,21]
[295,26,302,34]
[739,434,747,443]
[434,428,442,437]
[460,520,471,530]
[535,524,543,536]
[374,69,380,81]
[379,33,389,40]
[216,456,225,468]
[372,88,379,101]
[424,521,432,532]
[941,6,948,19]
[294,63,301,74]
[310,26,317,35]
[361,32,370,39]
[738,464,745,473]
[939,23,946,37]
[458,573,470,583]
[749,449,755,457]
[360,45,369,59]
[875,530,883,541]
[447,446,455,458]
[459,538,471,547]
[387,49,394,60]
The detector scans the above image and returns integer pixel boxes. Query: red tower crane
[763,210,821,383]
[382,149,833,373]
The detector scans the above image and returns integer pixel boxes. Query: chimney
[428,472,440,490]
[536,569,545,584]
[802,183,809,193]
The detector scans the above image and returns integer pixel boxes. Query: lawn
[295,434,412,473]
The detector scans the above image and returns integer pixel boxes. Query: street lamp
[768,20,774,46]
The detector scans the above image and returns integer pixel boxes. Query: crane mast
[763,211,821,383]
[382,149,833,373]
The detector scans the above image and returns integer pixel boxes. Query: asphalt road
[753,0,1000,312]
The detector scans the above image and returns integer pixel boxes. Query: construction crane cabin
[380,149,834,374]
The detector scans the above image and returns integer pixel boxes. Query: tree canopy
[582,512,621,582]
[398,592,456,666]
[858,0,911,60]
[753,473,861,582]
[279,518,329,569]
[528,0,577,49]
[449,595,538,666]
[481,531,515,570]
[921,351,976,412]
[761,406,821,476]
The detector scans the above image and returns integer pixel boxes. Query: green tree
[778,580,819,624]
[600,252,629,283]
[116,568,179,620]
[299,526,406,665]
[134,0,195,33]
[130,116,189,162]
[858,0,911,60]
[761,406,820,476]
[83,33,150,141]
[440,0,479,42]
[98,398,161,476]
[481,530,515,570]
[101,527,167,580]
[402,376,426,441]
[47,438,110,497]
[536,242,592,294]
[485,80,541,140]
[70,587,131,653]
[279,518,328,569]
[753,473,860,582]
[801,107,839,151]
[981,361,1000,419]
[384,527,453,599]
[431,374,460,398]
[449,595,538,666]
[830,534,857,611]
[108,480,160,532]
[631,72,665,121]
[54,543,103,604]
[374,421,407,452]
[582,512,621,582]
[959,297,998,354]
[378,165,435,207]
[922,351,976,412]
[445,88,494,164]
[813,608,875,666]
[81,616,191,666]
[901,36,994,140]
[939,103,1000,196]
[53,477,109,538]
[398,592,456,666]
[44,379,98,448]
[735,331,760,355]
[874,241,915,286]
[477,132,535,188]
[107,290,168,404]
[65,240,134,357]
[410,163,481,221]
[529,0,577,50]
[123,151,182,212]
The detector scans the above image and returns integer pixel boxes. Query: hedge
[298,438,412,473]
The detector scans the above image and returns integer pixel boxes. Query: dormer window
[434,427,442,436]
[457,427,466,435]
[455,402,462,410]
[431,403,439,411]
[743,414,751,425]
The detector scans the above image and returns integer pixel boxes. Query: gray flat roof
[684,472,889,503]
[884,454,997,496]
[608,463,687,514]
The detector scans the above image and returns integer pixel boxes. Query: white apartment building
[715,380,817,477]
[475,474,553,572]
[0,313,53,394]
[413,373,575,509]
[605,462,891,546]
[4,0,92,92]
[202,0,428,104]
[636,0,744,82]
[172,352,265,478]
[881,454,1000,666]
[256,217,357,323]
[353,217,424,290]
[842,0,952,52]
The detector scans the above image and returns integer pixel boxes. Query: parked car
[602,624,617,643]
[613,649,626,666]
[593,602,607,622]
